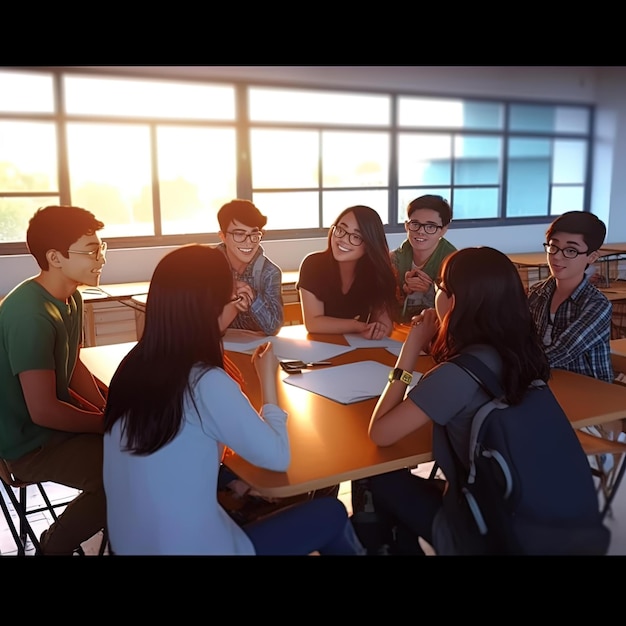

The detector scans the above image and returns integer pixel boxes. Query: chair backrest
[283,301,303,325]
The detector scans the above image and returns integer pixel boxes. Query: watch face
[400,370,413,385]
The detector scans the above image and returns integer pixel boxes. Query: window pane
[554,107,590,133]
[399,97,503,129]
[454,136,501,185]
[252,191,320,229]
[552,139,586,183]
[67,123,152,237]
[398,134,452,186]
[251,130,319,189]
[64,75,235,120]
[0,70,54,113]
[322,190,389,227]
[157,126,237,235]
[453,188,499,219]
[0,196,60,243]
[510,104,590,133]
[551,186,584,215]
[323,131,388,187]
[249,87,390,125]
[0,121,58,192]
[507,138,551,217]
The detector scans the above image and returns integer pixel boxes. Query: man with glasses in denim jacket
[217,199,284,337]
[390,195,456,323]
[528,211,613,383]
[0,205,107,554]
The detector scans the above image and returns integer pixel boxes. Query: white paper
[282,360,422,405]
[269,336,355,362]
[222,329,269,354]
[222,328,356,362]
[343,333,404,352]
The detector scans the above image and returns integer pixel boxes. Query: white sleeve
[191,367,290,471]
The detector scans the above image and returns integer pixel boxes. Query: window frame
[0,67,594,256]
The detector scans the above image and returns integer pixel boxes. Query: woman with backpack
[366,246,552,555]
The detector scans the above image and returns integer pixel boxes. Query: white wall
[1,66,624,296]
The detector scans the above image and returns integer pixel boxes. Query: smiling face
[546,230,598,282]
[330,211,366,263]
[405,207,447,256]
[219,218,263,272]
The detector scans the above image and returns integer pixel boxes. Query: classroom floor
[1,459,625,556]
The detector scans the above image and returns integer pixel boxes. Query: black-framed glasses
[434,277,450,297]
[406,220,443,235]
[332,224,363,246]
[67,241,107,262]
[227,230,263,244]
[543,243,589,259]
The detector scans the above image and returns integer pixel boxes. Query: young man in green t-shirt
[0,205,108,554]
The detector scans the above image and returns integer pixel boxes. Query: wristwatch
[388,367,413,385]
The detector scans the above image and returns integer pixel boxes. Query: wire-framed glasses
[227,230,263,244]
[67,241,107,262]
[406,221,443,235]
[332,224,363,246]
[543,243,589,259]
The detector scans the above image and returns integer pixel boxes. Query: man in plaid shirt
[528,211,613,383]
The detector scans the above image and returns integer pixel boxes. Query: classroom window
[0,68,594,253]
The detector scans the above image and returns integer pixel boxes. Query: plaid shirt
[528,276,614,382]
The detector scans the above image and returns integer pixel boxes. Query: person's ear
[588,249,601,264]
[46,249,64,269]
[218,230,226,244]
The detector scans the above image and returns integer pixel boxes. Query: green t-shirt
[0,279,83,460]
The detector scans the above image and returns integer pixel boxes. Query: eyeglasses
[434,277,450,297]
[406,221,443,235]
[543,243,589,259]
[227,230,263,244]
[332,224,363,247]
[67,241,107,262]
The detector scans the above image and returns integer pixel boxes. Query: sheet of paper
[344,333,404,353]
[223,329,356,362]
[269,336,356,362]
[223,329,269,354]
[282,360,422,405]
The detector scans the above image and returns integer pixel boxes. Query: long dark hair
[326,205,397,318]
[430,246,549,404]
[104,244,233,454]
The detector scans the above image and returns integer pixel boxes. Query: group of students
[0,194,614,555]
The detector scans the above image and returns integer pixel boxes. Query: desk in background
[79,282,150,347]
[81,325,626,498]
[82,271,300,346]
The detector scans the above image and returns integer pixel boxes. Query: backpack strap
[450,352,546,489]
[449,352,504,399]
[449,353,510,487]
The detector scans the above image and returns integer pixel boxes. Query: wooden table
[80,326,626,498]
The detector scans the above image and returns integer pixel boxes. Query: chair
[0,459,110,556]
[576,430,626,520]
[283,301,303,326]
